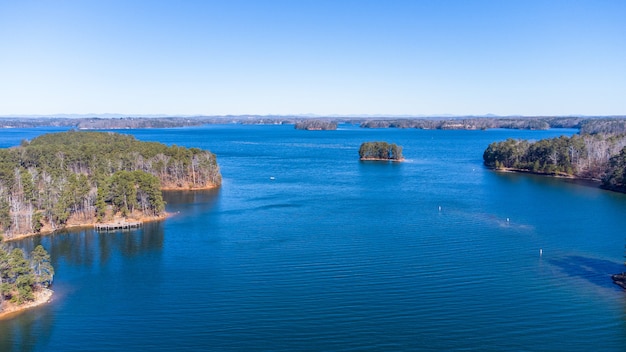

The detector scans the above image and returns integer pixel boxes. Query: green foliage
[359,141,404,160]
[0,244,54,305]
[0,131,220,237]
[483,135,587,175]
[6,248,35,304]
[108,170,164,216]
[484,134,626,186]
[31,245,54,288]
[32,212,43,233]
[0,197,10,231]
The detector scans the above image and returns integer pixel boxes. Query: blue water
[2,124,626,351]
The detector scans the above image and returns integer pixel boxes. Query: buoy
[438,206,441,211]
[506,218,510,222]
[540,248,543,256]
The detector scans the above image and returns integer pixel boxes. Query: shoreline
[491,166,602,182]
[0,288,53,320]
[360,157,405,162]
[489,167,611,192]
[4,213,170,242]
[160,184,220,191]
[2,184,219,243]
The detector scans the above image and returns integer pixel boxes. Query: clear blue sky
[1,0,624,116]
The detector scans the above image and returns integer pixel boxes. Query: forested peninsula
[0,131,221,240]
[483,133,626,192]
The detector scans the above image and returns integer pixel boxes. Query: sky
[0,0,625,116]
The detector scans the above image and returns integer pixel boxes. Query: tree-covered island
[294,119,338,130]
[0,131,222,240]
[359,141,404,161]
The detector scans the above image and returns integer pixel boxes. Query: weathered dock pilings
[94,221,142,231]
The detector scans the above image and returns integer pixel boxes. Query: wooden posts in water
[94,221,142,231]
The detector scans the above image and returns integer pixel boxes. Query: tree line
[2,116,626,131]
[359,141,404,161]
[359,117,587,130]
[483,133,626,191]
[0,131,222,238]
[294,119,338,130]
[0,244,53,306]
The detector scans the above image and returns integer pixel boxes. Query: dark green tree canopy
[0,245,53,305]
[0,131,221,238]
[359,141,404,161]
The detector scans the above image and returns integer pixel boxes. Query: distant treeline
[360,117,602,130]
[360,117,626,133]
[483,134,626,191]
[294,120,337,130]
[2,116,626,133]
[0,131,221,238]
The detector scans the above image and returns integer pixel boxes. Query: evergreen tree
[8,248,35,303]
[31,245,54,288]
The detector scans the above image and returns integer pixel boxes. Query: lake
[1,124,626,351]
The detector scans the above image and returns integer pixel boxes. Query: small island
[359,141,404,161]
[0,131,222,240]
[294,119,337,131]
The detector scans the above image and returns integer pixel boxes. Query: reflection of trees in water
[163,188,220,205]
[118,222,164,258]
[0,191,213,349]
[163,189,220,219]
[0,222,166,350]
[13,222,165,269]
[0,302,54,352]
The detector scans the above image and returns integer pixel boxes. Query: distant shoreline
[0,288,53,320]
[1,115,625,133]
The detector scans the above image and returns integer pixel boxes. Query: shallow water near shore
[2,124,626,351]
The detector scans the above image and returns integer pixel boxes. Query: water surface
[1,125,625,351]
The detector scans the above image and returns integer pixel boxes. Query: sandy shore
[0,288,53,320]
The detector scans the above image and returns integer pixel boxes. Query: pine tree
[31,245,54,288]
